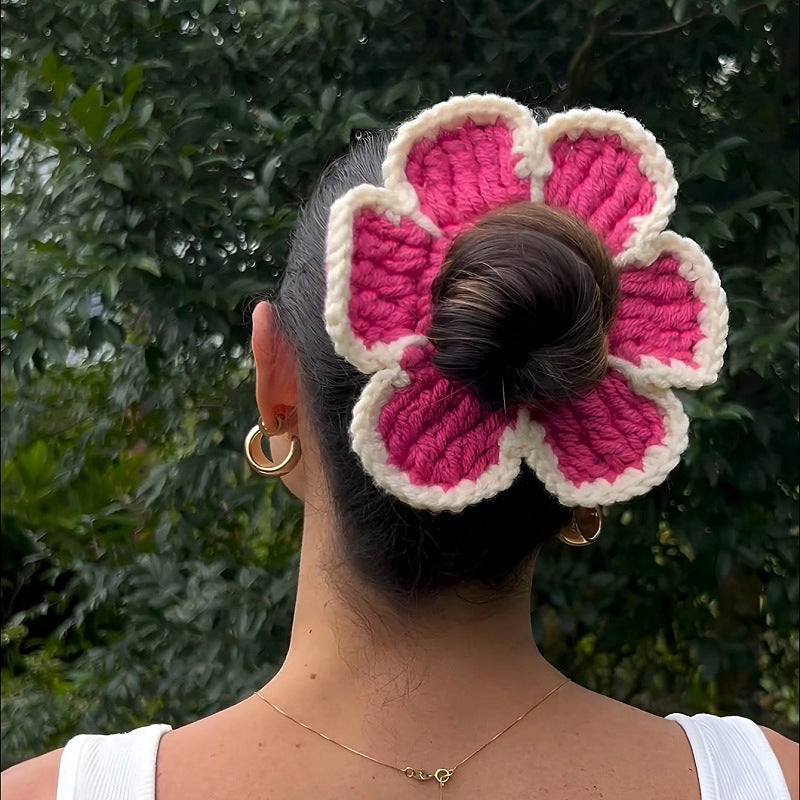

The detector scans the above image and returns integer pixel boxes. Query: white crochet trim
[350,365,531,512]
[524,368,690,507]
[611,231,728,389]
[537,109,678,265]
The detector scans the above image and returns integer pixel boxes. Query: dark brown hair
[274,130,619,603]
[429,203,618,409]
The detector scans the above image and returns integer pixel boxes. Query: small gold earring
[558,506,602,547]
[245,416,301,477]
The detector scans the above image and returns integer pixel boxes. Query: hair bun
[429,203,618,409]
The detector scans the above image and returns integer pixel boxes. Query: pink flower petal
[533,371,665,486]
[610,255,704,368]
[348,209,451,349]
[607,232,727,388]
[377,346,516,490]
[406,119,531,232]
[544,132,656,256]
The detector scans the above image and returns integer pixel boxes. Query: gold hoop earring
[245,416,301,477]
[558,506,602,547]
[259,416,283,437]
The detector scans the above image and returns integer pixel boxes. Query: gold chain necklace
[254,677,569,798]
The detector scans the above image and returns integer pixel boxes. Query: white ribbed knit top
[55,714,789,800]
[667,713,791,800]
[55,725,171,800]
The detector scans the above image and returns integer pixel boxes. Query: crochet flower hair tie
[324,94,728,513]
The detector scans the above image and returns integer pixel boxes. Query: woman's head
[257,96,727,604]
[268,131,615,602]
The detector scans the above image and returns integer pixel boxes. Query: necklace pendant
[434,768,453,798]
[402,765,453,794]
[434,768,453,786]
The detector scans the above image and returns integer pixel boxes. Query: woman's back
[7,688,797,799]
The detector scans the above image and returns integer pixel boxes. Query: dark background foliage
[1,0,797,768]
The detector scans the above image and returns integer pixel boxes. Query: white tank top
[55,714,790,800]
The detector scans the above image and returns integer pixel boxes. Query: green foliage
[2,0,797,767]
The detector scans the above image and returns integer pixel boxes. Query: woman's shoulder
[760,726,800,800]
[667,711,798,800]
[0,704,249,800]
[1,748,63,800]
[0,724,171,800]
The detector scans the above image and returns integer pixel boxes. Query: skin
[3,300,798,800]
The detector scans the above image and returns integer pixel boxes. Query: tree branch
[590,37,645,74]
[609,1,767,37]
[552,19,598,105]
[508,0,547,26]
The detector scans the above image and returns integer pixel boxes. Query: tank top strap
[667,712,790,800]
[56,724,171,800]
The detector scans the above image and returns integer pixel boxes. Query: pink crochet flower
[325,95,727,512]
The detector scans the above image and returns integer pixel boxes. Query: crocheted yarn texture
[325,95,728,512]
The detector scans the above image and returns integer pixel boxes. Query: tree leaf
[101,163,131,191]
[70,85,109,140]
[53,64,73,100]
[134,98,154,128]
[132,256,161,276]
[122,64,144,108]
[40,51,59,84]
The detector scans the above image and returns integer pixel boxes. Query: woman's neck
[263,498,562,759]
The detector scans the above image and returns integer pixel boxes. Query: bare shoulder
[550,684,702,799]
[0,749,63,800]
[760,726,799,800]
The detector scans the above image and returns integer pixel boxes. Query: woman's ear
[251,301,299,432]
